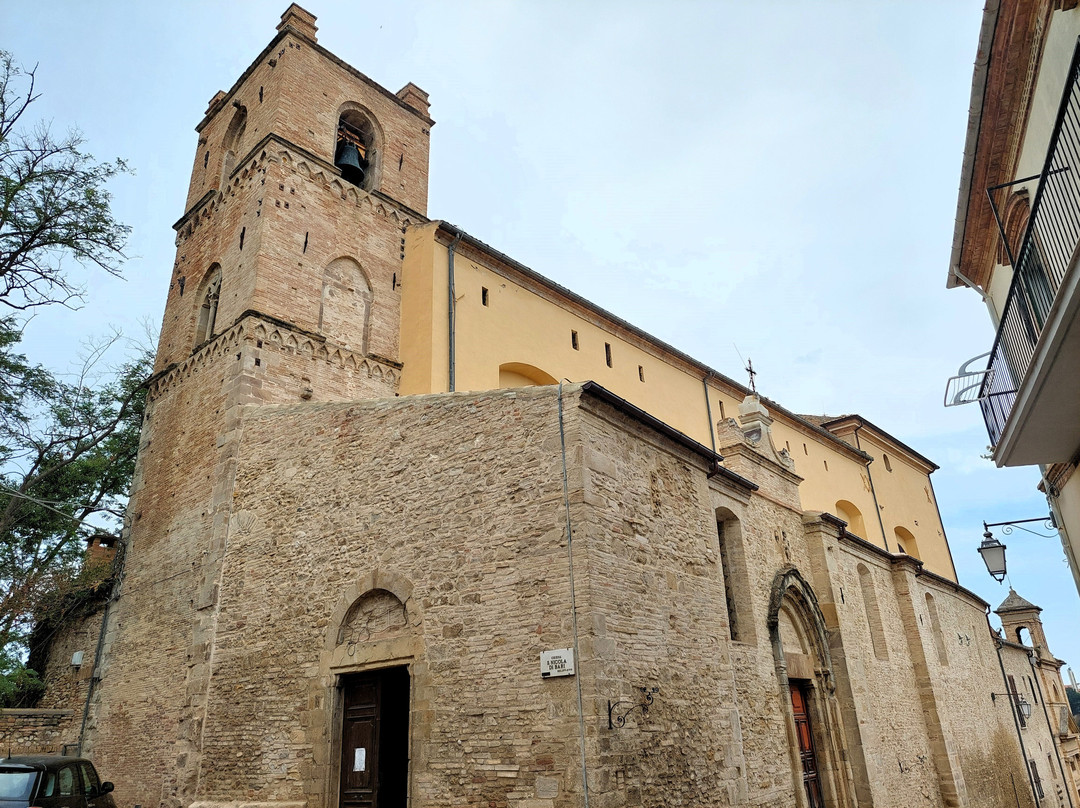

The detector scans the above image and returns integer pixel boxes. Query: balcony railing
[980,38,1080,447]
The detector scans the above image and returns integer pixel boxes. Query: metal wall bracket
[608,686,659,729]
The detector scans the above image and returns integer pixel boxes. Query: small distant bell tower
[995,588,1050,655]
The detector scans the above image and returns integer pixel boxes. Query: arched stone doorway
[314,570,423,808]
[767,566,855,808]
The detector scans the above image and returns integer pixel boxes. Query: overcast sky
[7,1,1079,673]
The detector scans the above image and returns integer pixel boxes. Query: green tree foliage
[1,50,130,310]
[0,51,147,705]
[1068,686,1080,717]
[0,319,151,705]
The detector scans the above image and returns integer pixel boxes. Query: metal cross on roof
[746,358,757,395]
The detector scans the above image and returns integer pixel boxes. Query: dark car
[0,757,115,808]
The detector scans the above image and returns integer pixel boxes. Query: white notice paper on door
[354,747,366,772]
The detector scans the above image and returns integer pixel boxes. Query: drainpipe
[77,543,125,754]
[852,423,890,551]
[702,374,717,453]
[447,231,462,392]
[989,606,1040,804]
[1028,651,1075,808]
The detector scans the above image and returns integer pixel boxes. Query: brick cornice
[955,0,1053,289]
[147,312,401,403]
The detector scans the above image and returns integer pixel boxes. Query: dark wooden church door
[339,668,409,808]
[790,682,826,808]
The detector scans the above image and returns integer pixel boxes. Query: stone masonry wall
[0,709,76,755]
[200,386,584,807]
[85,315,402,808]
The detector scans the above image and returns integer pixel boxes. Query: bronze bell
[335,141,366,185]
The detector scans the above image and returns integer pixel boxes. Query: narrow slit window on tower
[571,330,579,350]
[605,343,612,368]
[239,227,245,250]
[717,400,725,419]
[883,453,893,472]
[638,365,645,382]
[803,443,808,456]
[203,151,209,169]
[481,287,489,306]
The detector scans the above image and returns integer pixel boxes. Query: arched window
[857,563,888,661]
[715,508,754,643]
[996,190,1031,266]
[925,592,948,666]
[834,500,867,540]
[894,526,921,560]
[498,363,557,388]
[195,265,222,347]
[334,107,377,190]
[221,104,247,187]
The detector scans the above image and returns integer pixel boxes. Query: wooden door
[790,682,826,808]
[339,668,409,808]
[341,676,380,808]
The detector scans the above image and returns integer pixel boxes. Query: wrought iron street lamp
[978,529,1007,582]
[991,690,1033,721]
[977,516,1056,583]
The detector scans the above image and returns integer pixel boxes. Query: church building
[5,6,1079,808]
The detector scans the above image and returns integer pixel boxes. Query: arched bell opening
[335,107,378,191]
[768,566,856,808]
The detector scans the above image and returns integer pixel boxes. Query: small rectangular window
[638,365,645,382]
[823,460,829,471]
[605,343,612,368]
[481,287,489,306]
[717,400,725,419]
[1030,760,1043,799]
[571,330,579,350]
[803,443,808,456]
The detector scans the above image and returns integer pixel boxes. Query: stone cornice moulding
[147,311,401,402]
[173,134,427,244]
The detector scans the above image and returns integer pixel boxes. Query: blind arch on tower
[319,257,372,354]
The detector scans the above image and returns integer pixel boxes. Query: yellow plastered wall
[399,223,955,579]
[769,420,883,543]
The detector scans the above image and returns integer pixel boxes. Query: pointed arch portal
[768,566,854,808]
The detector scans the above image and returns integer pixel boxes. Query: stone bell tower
[995,588,1049,654]
[82,8,433,807]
